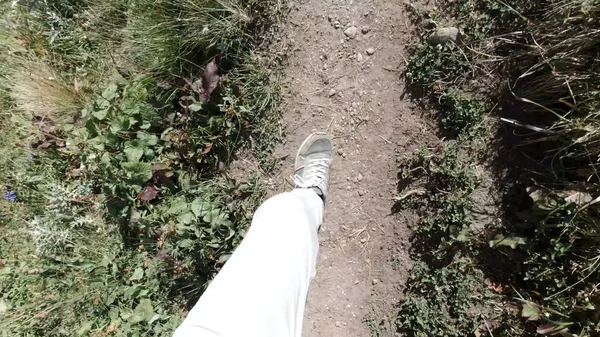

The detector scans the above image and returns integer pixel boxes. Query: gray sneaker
[293,132,334,199]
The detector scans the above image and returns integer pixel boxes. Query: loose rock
[335,321,342,327]
[329,88,337,97]
[344,26,358,39]
[372,279,380,285]
[357,53,364,62]
[361,26,371,34]
[366,47,375,55]
[428,27,459,45]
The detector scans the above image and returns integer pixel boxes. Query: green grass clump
[0,0,284,335]
[397,143,480,262]
[406,43,470,95]
[442,91,487,139]
[398,259,491,337]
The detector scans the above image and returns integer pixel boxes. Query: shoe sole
[294,132,333,172]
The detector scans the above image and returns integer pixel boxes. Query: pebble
[356,53,364,62]
[360,237,367,243]
[428,27,459,45]
[354,280,360,284]
[372,279,380,285]
[344,26,358,39]
[337,149,344,156]
[366,47,376,55]
[361,26,371,34]
[342,152,347,158]
[335,321,342,327]
[357,173,363,181]
[358,190,365,197]
[334,21,341,29]
[329,88,337,97]
[328,14,334,22]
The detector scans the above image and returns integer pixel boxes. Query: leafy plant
[398,259,491,337]
[442,91,487,139]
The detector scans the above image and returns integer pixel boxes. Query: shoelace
[292,158,330,191]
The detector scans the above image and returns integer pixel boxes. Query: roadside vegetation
[397,0,600,336]
[0,0,285,335]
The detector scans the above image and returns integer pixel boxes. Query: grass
[397,0,600,336]
[0,0,285,335]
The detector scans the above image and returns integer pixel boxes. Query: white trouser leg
[173,189,324,337]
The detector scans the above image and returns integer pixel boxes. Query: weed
[0,0,284,335]
[442,91,487,139]
[399,0,600,336]
[406,43,470,95]
[398,259,491,337]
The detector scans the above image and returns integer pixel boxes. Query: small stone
[334,21,341,29]
[329,88,337,97]
[428,27,459,45]
[337,149,344,156]
[354,280,360,284]
[372,279,380,285]
[358,190,365,196]
[360,237,367,243]
[366,47,376,55]
[357,173,363,181]
[357,53,364,62]
[361,26,371,34]
[342,152,347,158]
[323,63,328,70]
[344,26,358,39]
[351,102,358,108]
[328,14,334,22]
[335,321,342,327]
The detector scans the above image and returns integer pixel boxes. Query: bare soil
[267,0,440,335]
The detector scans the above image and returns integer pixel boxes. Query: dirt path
[267,0,436,335]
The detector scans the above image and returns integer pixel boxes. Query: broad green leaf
[77,321,93,335]
[140,120,152,129]
[0,299,9,313]
[203,208,222,224]
[122,162,153,182]
[522,302,540,321]
[102,83,119,100]
[169,197,188,215]
[124,144,144,162]
[178,212,195,224]
[217,254,231,264]
[130,267,144,281]
[489,235,526,249]
[133,299,154,323]
[189,103,203,112]
[148,314,160,325]
[92,108,109,120]
[191,198,210,217]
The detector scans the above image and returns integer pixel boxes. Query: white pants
[173,189,324,337]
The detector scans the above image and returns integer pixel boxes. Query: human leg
[173,133,333,337]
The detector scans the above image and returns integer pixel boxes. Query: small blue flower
[4,191,17,202]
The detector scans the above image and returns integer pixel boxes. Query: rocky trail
[268,0,438,335]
